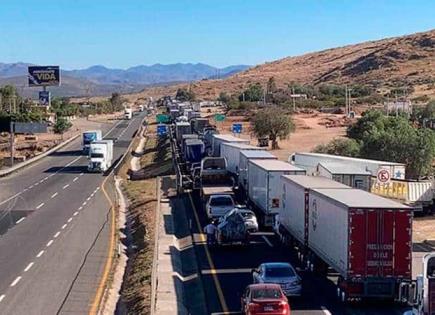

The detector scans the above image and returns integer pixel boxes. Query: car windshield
[251,288,282,299]
[90,153,104,158]
[265,266,295,278]
[210,197,233,207]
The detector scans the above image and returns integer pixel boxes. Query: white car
[206,194,235,219]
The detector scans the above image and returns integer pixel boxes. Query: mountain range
[0,62,250,98]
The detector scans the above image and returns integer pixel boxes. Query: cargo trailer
[192,118,210,134]
[238,150,277,192]
[220,142,262,175]
[290,152,406,180]
[278,175,350,253]
[175,121,192,144]
[184,139,205,164]
[211,134,250,157]
[307,188,412,302]
[181,134,199,154]
[247,160,305,226]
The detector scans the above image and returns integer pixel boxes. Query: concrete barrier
[0,134,80,178]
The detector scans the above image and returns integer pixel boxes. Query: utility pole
[345,85,348,116]
[9,121,14,167]
[292,86,296,111]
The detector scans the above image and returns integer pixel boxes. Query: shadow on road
[48,149,83,157]
[44,165,88,174]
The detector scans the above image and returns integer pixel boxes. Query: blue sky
[0,0,433,70]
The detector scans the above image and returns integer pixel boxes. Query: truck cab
[88,140,114,172]
[124,108,133,119]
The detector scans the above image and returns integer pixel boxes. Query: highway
[179,190,415,315]
[0,112,145,314]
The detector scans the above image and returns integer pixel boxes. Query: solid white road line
[15,217,25,224]
[262,235,273,247]
[0,294,5,302]
[46,240,53,247]
[54,231,61,238]
[61,224,67,229]
[73,211,78,216]
[201,268,253,275]
[62,184,69,189]
[321,306,332,315]
[51,192,58,198]
[10,276,21,287]
[36,203,44,209]
[67,217,72,223]
[24,262,34,272]
[36,250,44,258]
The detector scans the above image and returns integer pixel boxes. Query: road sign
[13,122,48,134]
[157,124,167,136]
[376,168,391,184]
[28,66,60,87]
[214,114,225,122]
[156,114,170,124]
[39,91,51,106]
[232,123,242,134]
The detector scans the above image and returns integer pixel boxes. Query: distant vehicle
[252,262,302,297]
[124,108,133,119]
[220,206,258,233]
[197,157,234,199]
[88,140,114,172]
[139,105,144,112]
[206,194,235,219]
[241,283,290,315]
[82,130,102,153]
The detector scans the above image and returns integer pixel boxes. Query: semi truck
[211,134,250,157]
[82,130,102,154]
[220,142,263,175]
[184,139,205,165]
[175,121,192,144]
[247,159,305,227]
[88,140,114,172]
[282,185,413,302]
[124,108,133,119]
[238,150,277,194]
[290,152,406,180]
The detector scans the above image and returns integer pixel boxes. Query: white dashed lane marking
[24,262,34,272]
[36,250,44,258]
[46,240,53,247]
[73,211,78,216]
[61,224,67,230]
[0,294,5,302]
[16,217,25,224]
[10,276,21,287]
[54,231,61,238]
[36,203,44,210]
[67,217,72,223]
[73,177,78,182]
[51,192,58,199]
[62,184,69,189]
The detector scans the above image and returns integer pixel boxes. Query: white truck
[220,142,262,175]
[247,159,305,227]
[124,108,133,119]
[82,130,102,154]
[88,140,114,172]
[211,134,250,157]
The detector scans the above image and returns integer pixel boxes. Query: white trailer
[239,150,277,191]
[290,152,406,180]
[278,175,350,251]
[247,160,305,226]
[220,142,261,175]
[88,140,114,172]
[175,121,192,144]
[124,108,133,119]
[211,134,250,157]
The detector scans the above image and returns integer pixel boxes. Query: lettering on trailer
[367,243,393,267]
[28,66,60,87]
[370,179,408,201]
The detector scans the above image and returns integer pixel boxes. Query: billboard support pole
[10,121,14,167]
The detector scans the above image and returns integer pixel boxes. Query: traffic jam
[159,97,435,315]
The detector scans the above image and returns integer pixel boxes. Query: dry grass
[119,130,173,314]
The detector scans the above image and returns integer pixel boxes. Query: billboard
[28,66,60,87]
[39,91,51,106]
[13,122,48,134]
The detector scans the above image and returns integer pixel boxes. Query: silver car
[252,262,302,296]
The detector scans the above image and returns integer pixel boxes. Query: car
[219,206,259,233]
[206,194,235,218]
[252,262,302,297]
[241,283,290,315]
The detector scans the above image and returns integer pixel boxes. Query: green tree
[109,92,124,111]
[175,88,195,101]
[217,92,230,105]
[252,107,294,149]
[239,83,263,102]
[266,77,277,103]
[53,117,72,134]
[313,138,361,157]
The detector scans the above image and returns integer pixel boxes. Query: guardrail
[0,134,80,178]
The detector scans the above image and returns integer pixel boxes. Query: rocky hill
[128,29,435,101]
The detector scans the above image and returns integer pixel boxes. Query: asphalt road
[179,190,417,315]
[0,112,145,314]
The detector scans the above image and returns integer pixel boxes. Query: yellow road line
[88,174,115,315]
[188,193,229,313]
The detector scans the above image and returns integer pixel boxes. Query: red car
[241,283,291,315]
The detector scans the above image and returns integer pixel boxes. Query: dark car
[241,283,291,315]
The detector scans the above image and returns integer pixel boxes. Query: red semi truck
[278,175,413,302]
